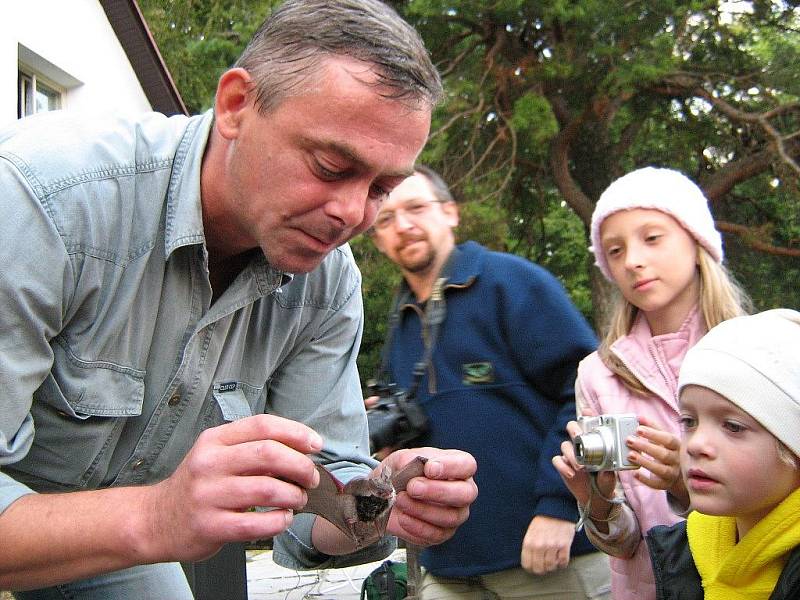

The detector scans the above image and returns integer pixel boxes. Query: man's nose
[325,186,369,228]
[392,208,415,231]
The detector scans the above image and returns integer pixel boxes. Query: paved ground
[246,548,406,600]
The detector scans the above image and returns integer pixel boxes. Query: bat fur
[298,456,428,547]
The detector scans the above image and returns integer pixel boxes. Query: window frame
[18,68,63,119]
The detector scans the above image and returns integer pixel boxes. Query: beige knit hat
[590,167,723,281]
[678,309,800,457]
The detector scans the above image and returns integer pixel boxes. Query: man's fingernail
[309,432,323,450]
[427,460,443,478]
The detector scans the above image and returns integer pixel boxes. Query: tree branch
[716,221,800,257]
[548,106,594,223]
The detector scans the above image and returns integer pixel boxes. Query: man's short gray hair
[234,0,442,113]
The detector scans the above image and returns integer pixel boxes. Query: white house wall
[0,0,153,127]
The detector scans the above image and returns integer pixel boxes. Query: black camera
[366,380,429,452]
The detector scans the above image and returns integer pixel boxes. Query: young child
[647,309,800,600]
[552,167,750,600]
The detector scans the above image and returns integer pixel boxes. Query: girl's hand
[625,416,682,497]
[552,421,617,526]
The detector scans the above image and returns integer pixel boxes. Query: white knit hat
[678,309,800,458]
[590,167,723,281]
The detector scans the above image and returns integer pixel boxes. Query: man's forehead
[383,172,434,207]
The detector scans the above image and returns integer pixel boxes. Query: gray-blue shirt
[0,109,392,569]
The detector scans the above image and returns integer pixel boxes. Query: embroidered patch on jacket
[462,362,495,384]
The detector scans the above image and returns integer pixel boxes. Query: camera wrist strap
[575,472,625,532]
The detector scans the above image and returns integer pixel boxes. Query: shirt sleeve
[0,156,71,514]
[268,250,396,569]
[575,370,599,416]
[583,501,642,559]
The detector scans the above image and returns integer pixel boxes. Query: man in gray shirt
[0,1,477,597]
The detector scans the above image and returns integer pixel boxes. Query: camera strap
[376,275,448,400]
[575,472,626,532]
[408,277,447,398]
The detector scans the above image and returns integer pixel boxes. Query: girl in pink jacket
[553,167,750,600]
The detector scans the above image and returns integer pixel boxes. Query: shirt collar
[162,110,293,293]
[163,110,213,258]
[396,241,481,306]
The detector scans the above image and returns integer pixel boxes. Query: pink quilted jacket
[574,307,706,600]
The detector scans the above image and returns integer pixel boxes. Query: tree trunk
[590,261,617,335]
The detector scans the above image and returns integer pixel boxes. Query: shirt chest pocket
[22,343,145,490]
[209,381,260,424]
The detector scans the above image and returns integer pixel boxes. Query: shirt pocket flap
[40,342,146,419]
[212,383,254,422]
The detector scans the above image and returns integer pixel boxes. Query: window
[18,71,62,118]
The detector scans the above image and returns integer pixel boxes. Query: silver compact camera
[572,413,639,472]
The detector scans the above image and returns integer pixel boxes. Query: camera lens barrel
[573,431,611,467]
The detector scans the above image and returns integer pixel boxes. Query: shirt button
[132,459,145,470]
[168,393,181,406]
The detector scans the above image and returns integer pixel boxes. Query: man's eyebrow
[317,139,415,179]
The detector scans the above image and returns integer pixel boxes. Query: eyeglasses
[373,199,444,231]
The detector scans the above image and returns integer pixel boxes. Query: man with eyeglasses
[368,166,611,599]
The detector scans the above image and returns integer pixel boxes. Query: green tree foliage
[143,0,800,381]
[349,235,401,385]
[388,0,800,326]
[139,0,275,113]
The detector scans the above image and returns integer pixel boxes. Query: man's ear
[442,200,460,228]
[214,68,254,140]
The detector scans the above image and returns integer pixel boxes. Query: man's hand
[145,414,324,562]
[0,414,325,590]
[520,515,575,574]
[381,448,477,547]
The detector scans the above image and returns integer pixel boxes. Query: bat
[297,455,428,547]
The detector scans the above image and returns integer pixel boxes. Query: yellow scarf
[687,486,800,600]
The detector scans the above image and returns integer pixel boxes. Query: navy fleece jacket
[382,241,598,577]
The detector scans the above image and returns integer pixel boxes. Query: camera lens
[573,431,609,467]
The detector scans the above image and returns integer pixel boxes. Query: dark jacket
[382,241,598,577]
[647,521,800,600]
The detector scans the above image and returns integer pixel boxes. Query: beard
[399,242,437,274]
